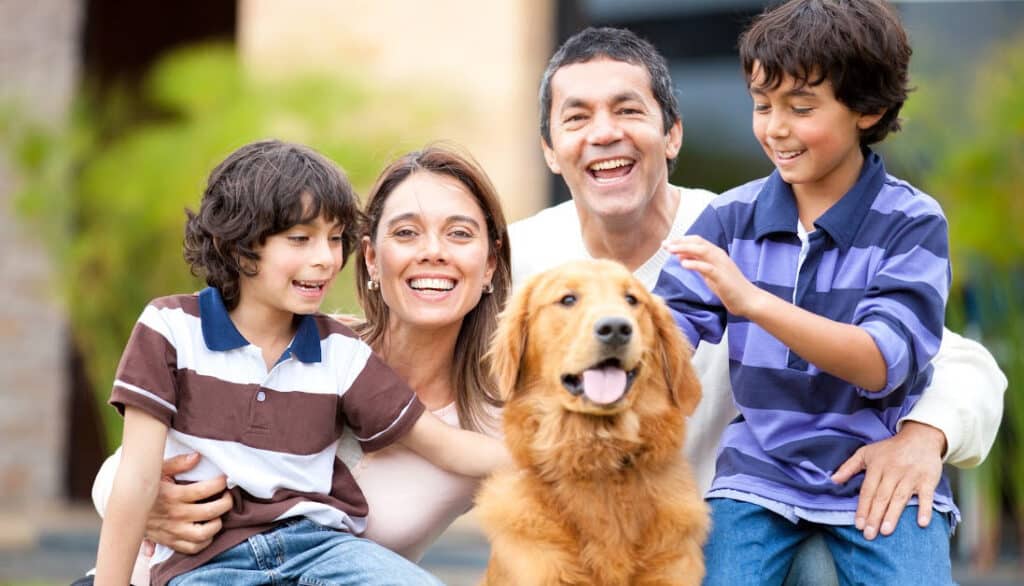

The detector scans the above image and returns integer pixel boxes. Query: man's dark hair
[738,0,912,145]
[539,26,681,170]
[183,139,361,310]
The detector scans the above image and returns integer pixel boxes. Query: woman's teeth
[409,278,455,291]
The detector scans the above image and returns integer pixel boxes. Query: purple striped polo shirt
[109,287,425,585]
[654,152,958,524]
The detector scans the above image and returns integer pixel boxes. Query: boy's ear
[857,109,887,130]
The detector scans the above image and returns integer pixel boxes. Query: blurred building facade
[1,2,1019,572]
[0,0,80,507]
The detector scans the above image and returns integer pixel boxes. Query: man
[508,26,1005,584]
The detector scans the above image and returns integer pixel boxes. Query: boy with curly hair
[654,1,957,583]
[94,139,507,586]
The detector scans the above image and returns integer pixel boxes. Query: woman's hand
[144,453,233,555]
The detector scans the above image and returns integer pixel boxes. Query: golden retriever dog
[476,259,709,585]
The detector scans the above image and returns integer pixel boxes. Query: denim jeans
[703,498,954,586]
[168,518,444,586]
[783,532,839,586]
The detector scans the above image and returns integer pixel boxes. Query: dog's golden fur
[476,259,709,585]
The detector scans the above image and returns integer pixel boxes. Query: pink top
[341,401,492,561]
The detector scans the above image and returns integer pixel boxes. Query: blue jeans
[168,518,444,586]
[703,498,954,586]
[783,533,839,586]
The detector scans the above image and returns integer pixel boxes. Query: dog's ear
[649,292,702,416]
[487,275,534,401]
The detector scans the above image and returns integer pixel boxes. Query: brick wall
[0,0,82,505]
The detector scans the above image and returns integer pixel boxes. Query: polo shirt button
[256,391,266,402]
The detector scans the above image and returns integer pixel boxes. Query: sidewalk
[0,505,1020,585]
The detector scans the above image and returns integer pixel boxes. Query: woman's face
[364,171,496,333]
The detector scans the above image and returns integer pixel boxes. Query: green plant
[3,43,438,449]
[888,32,1024,567]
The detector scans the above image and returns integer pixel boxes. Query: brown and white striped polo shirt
[109,287,425,586]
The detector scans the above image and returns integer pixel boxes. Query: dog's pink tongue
[582,367,627,404]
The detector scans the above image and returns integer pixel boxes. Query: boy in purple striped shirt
[653,1,956,583]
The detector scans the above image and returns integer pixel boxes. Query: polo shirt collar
[198,287,323,363]
[753,149,886,250]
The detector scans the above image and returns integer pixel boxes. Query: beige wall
[239,0,554,222]
[0,0,80,505]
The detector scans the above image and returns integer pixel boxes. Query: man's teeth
[409,278,455,291]
[589,158,632,171]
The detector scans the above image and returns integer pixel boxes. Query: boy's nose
[766,112,789,137]
[311,237,338,267]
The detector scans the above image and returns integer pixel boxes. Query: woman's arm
[398,411,512,477]
[94,407,168,585]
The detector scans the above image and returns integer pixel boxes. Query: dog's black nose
[594,316,632,347]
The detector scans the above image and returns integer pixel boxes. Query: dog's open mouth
[561,358,639,405]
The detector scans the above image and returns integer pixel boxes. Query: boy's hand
[145,453,233,554]
[663,236,763,317]
[831,421,946,540]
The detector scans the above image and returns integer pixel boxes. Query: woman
[87,143,511,583]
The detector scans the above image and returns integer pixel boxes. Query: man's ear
[541,137,562,174]
[665,119,683,161]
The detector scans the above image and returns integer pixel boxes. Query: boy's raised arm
[95,406,168,585]
[664,235,888,391]
[399,411,512,478]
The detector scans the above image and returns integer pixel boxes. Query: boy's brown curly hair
[183,139,361,310]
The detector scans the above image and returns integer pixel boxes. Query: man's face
[542,58,681,222]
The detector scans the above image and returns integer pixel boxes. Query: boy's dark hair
[539,26,681,171]
[183,139,361,310]
[738,0,911,145]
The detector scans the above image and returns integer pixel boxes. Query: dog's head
[490,259,701,419]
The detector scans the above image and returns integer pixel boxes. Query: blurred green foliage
[3,44,437,450]
[890,32,1024,550]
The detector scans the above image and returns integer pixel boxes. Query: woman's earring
[366,279,380,291]
[482,282,494,294]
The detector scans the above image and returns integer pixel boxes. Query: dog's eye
[559,294,577,307]
[625,293,638,306]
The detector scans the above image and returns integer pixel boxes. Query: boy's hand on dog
[832,421,946,540]
[144,453,233,555]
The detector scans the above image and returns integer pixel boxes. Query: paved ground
[0,505,1020,585]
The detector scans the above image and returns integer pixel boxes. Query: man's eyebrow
[558,90,646,113]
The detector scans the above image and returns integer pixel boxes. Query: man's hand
[832,421,947,540]
[143,453,233,555]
